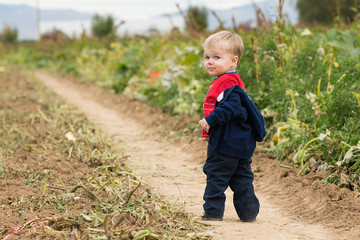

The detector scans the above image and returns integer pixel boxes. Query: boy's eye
[205,56,210,60]
[214,56,220,60]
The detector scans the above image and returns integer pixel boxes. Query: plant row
[1,23,359,190]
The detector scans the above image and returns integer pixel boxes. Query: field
[2,23,359,189]
[0,7,360,239]
[0,65,359,239]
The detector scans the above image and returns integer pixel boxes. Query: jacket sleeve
[205,89,247,128]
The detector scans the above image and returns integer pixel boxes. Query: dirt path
[35,71,360,240]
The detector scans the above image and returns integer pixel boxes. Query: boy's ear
[232,56,239,65]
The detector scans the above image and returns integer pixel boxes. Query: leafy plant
[91,14,124,39]
[0,24,18,43]
[186,5,208,33]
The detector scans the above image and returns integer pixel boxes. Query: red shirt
[202,72,245,138]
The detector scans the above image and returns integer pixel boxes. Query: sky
[0,0,268,20]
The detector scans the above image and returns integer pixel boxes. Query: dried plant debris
[0,68,211,239]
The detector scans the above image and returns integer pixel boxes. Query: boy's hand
[199,118,210,133]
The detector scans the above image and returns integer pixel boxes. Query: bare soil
[19,71,360,239]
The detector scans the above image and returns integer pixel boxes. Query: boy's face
[203,47,238,77]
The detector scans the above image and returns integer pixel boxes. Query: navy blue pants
[203,145,259,221]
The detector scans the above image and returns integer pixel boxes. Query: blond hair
[203,30,244,62]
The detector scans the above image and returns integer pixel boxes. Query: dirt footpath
[35,71,360,240]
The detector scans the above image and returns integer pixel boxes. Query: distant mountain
[208,0,298,29]
[157,0,298,33]
[40,9,92,22]
[0,4,92,40]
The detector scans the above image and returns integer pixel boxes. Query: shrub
[0,24,18,43]
[91,14,123,39]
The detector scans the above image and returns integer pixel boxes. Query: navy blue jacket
[205,85,266,159]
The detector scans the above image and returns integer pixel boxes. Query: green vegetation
[185,5,208,33]
[91,14,124,39]
[297,0,359,25]
[0,4,359,193]
[0,24,18,43]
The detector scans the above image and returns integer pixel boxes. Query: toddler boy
[199,30,266,222]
